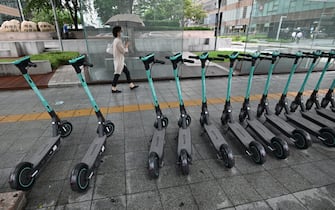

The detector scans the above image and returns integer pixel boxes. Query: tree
[183,0,207,24]
[94,0,134,24]
[31,9,72,28]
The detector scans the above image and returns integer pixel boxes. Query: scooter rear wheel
[292,130,312,149]
[320,127,335,147]
[60,120,73,138]
[104,120,115,137]
[219,144,235,168]
[180,149,189,175]
[70,163,90,192]
[9,162,35,191]
[249,141,266,164]
[271,137,289,159]
[148,153,160,178]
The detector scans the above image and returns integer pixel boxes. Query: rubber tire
[162,117,169,128]
[249,141,266,164]
[178,118,182,127]
[180,149,189,175]
[154,121,158,129]
[275,103,283,115]
[221,113,227,125]
[305,99,314,110]
[238,112,246,123]
[104,121,115,137]
[256,104,264,118]
[60,121,73,138]
[320,127,335,147]
[70,163,90,192]
[200,115,205,126]
[148,153,160,179]
[290,101,299,112]
[186,115,192,127]
[321,98,329,108]
[271,137,289,159]
[292,130,312,149]
[219,144,235,168]
[9,162,35,191]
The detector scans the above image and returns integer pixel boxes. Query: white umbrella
[105,14,145,28]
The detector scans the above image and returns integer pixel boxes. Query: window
[243,6,247,18]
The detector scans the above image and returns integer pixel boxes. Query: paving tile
[57,178,93,205]
[235,201,271,210]
[156,165,188,189]
[297,147,329,162]
[63,201,91,210]
[291,162,335,187]
[93,171,125,199]
[293,188,335,210]
[244,171,289,199]
[183,160,214,184]
[125,138,150,153]
[190,180,233,210]
[125,150,147,170]
[25,180,64,209]
[127,190,163,210]
[98,153,125,175]
[312,144,335,159]
[38,160,73,182]
[204,159,240,179]
[266,194,307,210]
[0,168,12,189]
[126,168,157,194]
[233,156,265,175]
[267,167,313,193]
[103,138,125,156]
[159,185,198,210]
[0,150,26,169]
[194,143,218,159]
[91,196,126,210]
[311,159,335,178]
[219,175,262,206]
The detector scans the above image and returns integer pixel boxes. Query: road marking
[0,89,330,123]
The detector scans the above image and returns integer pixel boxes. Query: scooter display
[275,51,335,147]
[166,52,193,175]
[220,52,266,164]
[140,53,168,178]
[257,52,312,149]
[189,52,235,168]
[69,55,115,192]
[238,52,289,159]
[9,56,73,191]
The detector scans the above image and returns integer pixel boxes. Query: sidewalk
[0,69,335,209]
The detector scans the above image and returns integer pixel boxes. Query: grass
[220,35,292,43]
[193,51,244,62]
[0,51,80,69]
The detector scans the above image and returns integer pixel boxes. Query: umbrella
[105,14,145,28]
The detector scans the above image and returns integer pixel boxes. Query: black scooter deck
[285,113,321,135]
[228,122,255,145]
[31,135,61,166]
[149,129,166,158]
[301,110,335,128]
[265,114,295,135]
[177,127,192,155]
[316,108,335,122]
[81,135,107,168]
[204,123,227,151]
[247,119,275,142]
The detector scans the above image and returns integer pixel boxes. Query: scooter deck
[149,128,166,158]
[228,122,255,146]
[285,113,321,136]
[265,114,295,135]
[30,135,61,166]
[316,108,335,123]
[301,110,335,128]
[177,127,192,155]
[204,123,228,151]
[247,119,275,142]
[81,135,107,168]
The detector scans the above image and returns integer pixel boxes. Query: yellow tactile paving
[0,89,331,123]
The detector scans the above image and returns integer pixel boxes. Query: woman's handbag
[106,43,113,54]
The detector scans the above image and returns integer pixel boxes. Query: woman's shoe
[112,89,122,93]
[130,85,139,90]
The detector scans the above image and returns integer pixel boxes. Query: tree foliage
[94,0,134,24]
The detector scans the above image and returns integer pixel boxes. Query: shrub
[30,51,80,69]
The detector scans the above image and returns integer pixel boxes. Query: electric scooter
[275,51,335,147]
[9,56,73,191]
[189,52,235,168]
[139,53,168,178]
[69,55,115,192]
[257,52,312,149]
[166,52,193,175]
[238,52,289,159]
[220,52,266,164]
[321,79,335,112]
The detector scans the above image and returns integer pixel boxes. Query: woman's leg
[111,74,121,92]
[123,66,138,89]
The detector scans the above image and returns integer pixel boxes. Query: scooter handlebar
[188,55,199,59]
[28,62,37,68]
[183,59,194,63]
[217,54,229,58]
[154,59,165,64]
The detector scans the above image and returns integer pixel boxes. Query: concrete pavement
[0,68,335,209]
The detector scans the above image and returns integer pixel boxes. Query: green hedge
[144,20,180,27]
[194,51,244,62]
[30,51,80,69]
[184,26,211,31]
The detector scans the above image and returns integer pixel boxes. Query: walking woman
[111,26,139,93]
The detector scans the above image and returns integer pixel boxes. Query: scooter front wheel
[305,99,314,110]
[104,120,115,137]
[60,120,73,138]
[219,144,235,168]
[249,141,266,164]
[256,104,264,118]
[70,163,90,192]
[180,149,189,175]
[320,127,335,147]
[9,162,35,191]
[275,103,283,115]
[292,130,312,149]
[271,137,289,159]
[321,97,330,108]
[148,152,160,179]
